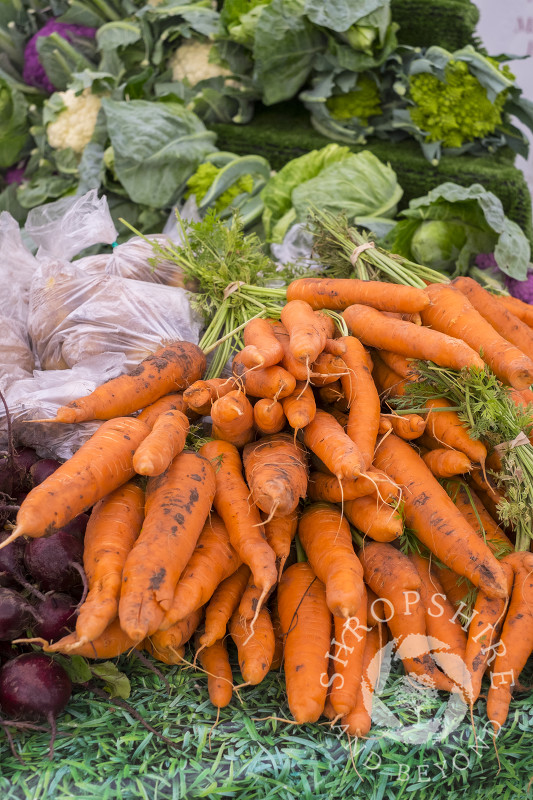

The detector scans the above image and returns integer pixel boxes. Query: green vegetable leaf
[101,98,216,208]
[0,78,29,168]
[55,654,92,684]
[91,662,131,700]
[303,0,386,33]
[96,21,143,51]
[36,32,96,92]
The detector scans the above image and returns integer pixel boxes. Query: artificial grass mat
[0,652,531,800]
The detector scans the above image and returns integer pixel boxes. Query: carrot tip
[0,527,23,550]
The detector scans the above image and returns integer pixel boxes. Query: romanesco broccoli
[325,75,381,123]
[409,60,508,148]
[185,162,254,213]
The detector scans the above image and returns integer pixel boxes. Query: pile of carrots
[6,274,533,737]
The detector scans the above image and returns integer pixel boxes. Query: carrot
[183,378,236,416]
[270,604,284,671]
[359,542,454,691]
[327,337,380,471]
[280,299,327,367]
[263,510,298,579]
[286,277,430,313]
[315,311,336,340]
[76,482,145,645]
[382,311,422,325]
[328,406,349,428]
[467,475,504,524]
[211,390,254,448]
[280,382,316,434]
[46,617,137,658]
[56,341,206,423]
[344,494,403,543]
[119,451,216,641]
[422,448,473,478]
[199,564,250,649]
[133,409,189,476]
[436,566,474,609]
[308,469,399,504]
[487,552,533,729]
[410,552,469,689]
[242,434,308,518]
[269,319,309,382]
[343,304,485,372]
[144,608,202,664]
[199,639,233,708]
[374,434,509,599]
[199,440,277,620]
[303,409,364,481]
[423,397,487,466]
[464,561,513,704]
[377,351,417,379]
[309,353,348,386]
[232,356,296,400]
[423,283,533,390]
[137,393,187,428]
[230,607,275,685]
[330,585,369,716]
[298,503,364,618]
[341,623,383,737]
[240,317,285,369]
[161,512,241,629]
[366,587,386,628]
[372,353,408,398]
[238,573,275,621]
[453,277,533,359]
[7,417,150,546]
[253,398,286,435]
[445,482,512,556]
[383,413,426,440]
[277,562,332,723]
[317,380,344,406]
[497,294,533,327]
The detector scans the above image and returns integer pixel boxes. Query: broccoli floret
[326,75,381,123]
[409,60,508,148]
[185,162,254,213]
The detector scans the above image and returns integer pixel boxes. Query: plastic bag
[105,234,188,287]
[2,354,126,459]
[0,212,39,325]
[270,223,321,273]
[0,316,35,390]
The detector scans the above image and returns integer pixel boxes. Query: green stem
[295,535,307,563]
[202,310,266,355]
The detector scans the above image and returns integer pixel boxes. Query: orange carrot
[424,397,487,466]
[330,585,369,716]
[309,353,348,386]
[137,393,187,428]
[453,277,533,359]
[263,510,298,579]
[328,406,349,428]
[277,562,332,723]
[286,277,430,313]
[327,337,380,471]
[345,494,403,543]
[161,512,241,629]
[270,604,284,671]
[242,434,308,518]
[238,573,276,621]
[269,319,309,382]
[374,434,509,599]
[280,299,327,367]
[199,639,233,708]
[232,355,296,400]
[317,380,344,406]
[372,353,408,398]
[497,294,533,327]
[144,608,202,664]
[436,566,473,609]
[253,398,286,435]
[211,390,254,448]
[240,317,285,369]
[76,482,144,645]
[298,503,364,618]
[308,469,400,505]
[382,311,422,325]
[422,448,473,478]
[341,623,383,736]
[47,617,137,657]
[280,382,316,434]
[8,417,150,545]
[359,542,454,691]
[379,351,418,379]
[230,607,275,685]
[199,564,250,649]
[183,378,236,416]
[56,341,206,423]
[199,440,277,619]
[446,482,512,556]
[119,451,216,641]
[133,409,189,476]
[303,410,364,481]
[423,283,533,390]
[344,304,485,372]
[383,413,426,440]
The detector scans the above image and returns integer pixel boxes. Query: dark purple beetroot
[0,530,44,600]
[0,652,72,723]
[0,448,39,495]
[24,530,84,593]
[60,513,89,541]
[0,641,20,663]
[29,459,61,487]
[0,588,38,640]
[32,593,77,642]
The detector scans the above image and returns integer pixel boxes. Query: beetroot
[29,459,61,487]
[0,641,20,663]
[33,593,77,642]
[60,513,89,541]
[0,589,37,640]
[0,530,44,600]
[24,530,84,593]
[0,448,39,495]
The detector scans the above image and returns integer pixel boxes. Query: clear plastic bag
[0,212,39,325]
[270,223,322,273]
[0,316,35,390]
[105,234,188,287]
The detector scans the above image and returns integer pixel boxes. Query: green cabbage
[0,79,30,169]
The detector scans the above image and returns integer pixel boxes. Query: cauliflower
[409,60,509,149]
[169,40,231,86]
[326,75,381,123]
[46,89,101,154]
[505,273,533,304]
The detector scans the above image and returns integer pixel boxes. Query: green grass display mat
[391,0,480,50]
[210,105,533,245]
[0,654,532,800]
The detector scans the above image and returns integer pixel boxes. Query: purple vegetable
[505,273,533,304]
[23,21,96,93]
[60,513,89,541]
[0,641,20,663]
[0,448,38,497]
[24,530,84,593]
[32,593,77,642]
[0,588,37,640]
[0,530,44,600]
[30,459,61,487]
[4,166,26,186]
[474,253,498,271]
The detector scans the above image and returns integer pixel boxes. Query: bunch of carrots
[5,274,533,738]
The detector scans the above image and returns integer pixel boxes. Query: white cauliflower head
[169,40,231,86]
[46,89,102,154]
